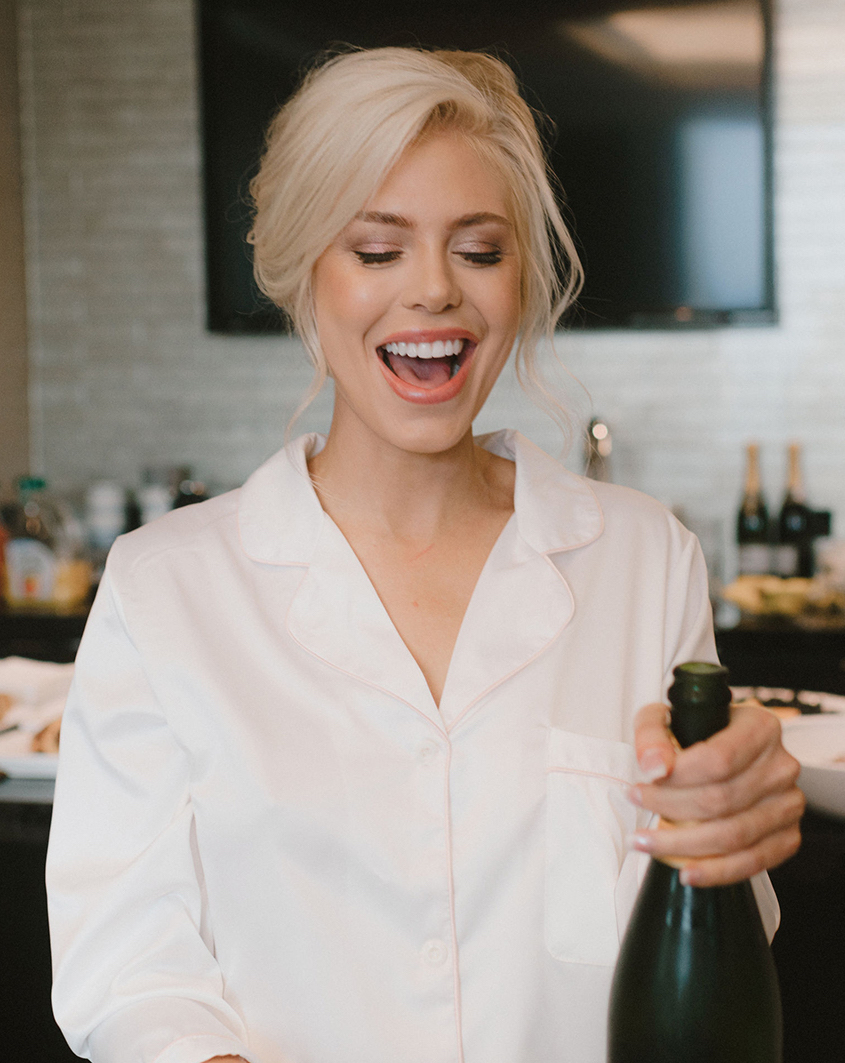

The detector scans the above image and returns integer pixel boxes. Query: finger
[630,738,801,823]
[666,702,783,788]
[629,786,806,863]
[633,702,676,781]
[674,820,804,887]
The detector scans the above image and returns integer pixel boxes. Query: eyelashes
[461,250,504,266]
[355,251,401,265]
[353,249,504,267]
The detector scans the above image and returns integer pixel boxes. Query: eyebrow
[353,210,512,230]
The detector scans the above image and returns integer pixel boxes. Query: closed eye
[458,250,504,266]
[354,250,401,265]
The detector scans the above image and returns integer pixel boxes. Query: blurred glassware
[584,416,612,482]
[85,481,128,579]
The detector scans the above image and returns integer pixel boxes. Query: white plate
[0,728,59,778]
[0,752,59,779]
[781,714,845,820]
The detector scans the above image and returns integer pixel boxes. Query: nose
[401,245,462,314]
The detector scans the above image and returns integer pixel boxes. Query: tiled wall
[0,0,29,485]
[16,0,845,569]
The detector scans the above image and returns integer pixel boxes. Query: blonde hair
[248,46,583,431]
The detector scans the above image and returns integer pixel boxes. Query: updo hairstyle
[248,47,582,424]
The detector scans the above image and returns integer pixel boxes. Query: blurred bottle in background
[2,477,92,611]
[736,442,770,575]
[139,465,208,524]
[775,442,814,578]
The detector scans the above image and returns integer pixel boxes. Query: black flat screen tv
[197,0,775,332]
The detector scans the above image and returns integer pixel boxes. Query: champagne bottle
[775,442,813,578]
[736,443,771,575]
[607,662,782,1063]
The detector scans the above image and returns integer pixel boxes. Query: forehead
[361,131,513,222]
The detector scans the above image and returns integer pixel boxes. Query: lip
[377,327,479,346]
[375,329,479,406]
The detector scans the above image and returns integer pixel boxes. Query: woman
[47,48,803,1063]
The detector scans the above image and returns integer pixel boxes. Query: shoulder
[586,479,698,563]
[108,490,241,578]
[106,435,325,580]
[588,479,684,530]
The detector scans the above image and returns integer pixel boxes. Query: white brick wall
[16,0,845,562]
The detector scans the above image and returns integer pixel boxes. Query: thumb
[633,702,677,782]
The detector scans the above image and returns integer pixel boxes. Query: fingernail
[680,868,701,887]
[639,749,669,782]
[627,832,653,853]
[627,785,643,806]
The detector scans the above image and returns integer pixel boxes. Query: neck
[307,402,512,542]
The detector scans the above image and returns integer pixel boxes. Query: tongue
[386,352,452,389]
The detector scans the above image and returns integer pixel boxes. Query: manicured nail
[627,785,643,806]
[639,749,669,782]
[627,832,653,853]
[680,868,701,887]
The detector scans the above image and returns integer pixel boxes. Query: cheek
[315,267,391,340]
[485,269,522,344]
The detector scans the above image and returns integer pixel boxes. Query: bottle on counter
[737,442,771,575]
[775,442,814,579]
[607,661,782,1063]
[85,481,128,580]
[2,478,92,611]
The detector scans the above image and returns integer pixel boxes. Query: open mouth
[378,338,471,390]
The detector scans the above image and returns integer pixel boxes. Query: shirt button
[417,742,439,764]
[421,939,449,966]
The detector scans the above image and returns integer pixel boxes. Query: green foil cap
[668,661,732,748]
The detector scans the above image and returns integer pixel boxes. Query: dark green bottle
[607,662,782,1063]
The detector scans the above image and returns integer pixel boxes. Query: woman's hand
[627,700,805,886]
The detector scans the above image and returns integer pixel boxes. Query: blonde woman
[47,48,803,1063]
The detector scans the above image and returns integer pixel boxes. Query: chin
[378,411,477,457]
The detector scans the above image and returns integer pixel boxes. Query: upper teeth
[383,339,464,359]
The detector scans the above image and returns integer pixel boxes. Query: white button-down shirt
[47,430,778,1063]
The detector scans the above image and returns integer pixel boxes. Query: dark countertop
[716,622,845,693]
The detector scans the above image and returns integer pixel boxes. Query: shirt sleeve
[661,523,720,689]
[659,520,780,942]
[46,558,259,1063]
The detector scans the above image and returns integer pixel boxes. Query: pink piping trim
[284,613,447,739]
[547,766,630,787]
[443,740,466,1063]
[447,553,575,733]
[237,506,311,567]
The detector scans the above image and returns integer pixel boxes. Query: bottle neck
[742,444,762,506]
[785,443,805,503]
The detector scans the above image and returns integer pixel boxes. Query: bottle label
[738,543,771,575]
[773,543,799,578]
[4,538,57,603]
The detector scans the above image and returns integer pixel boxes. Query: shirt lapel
[285,515,443,729]
[437,519,575,729]
[438,431,604,730]
[238,434,443,730]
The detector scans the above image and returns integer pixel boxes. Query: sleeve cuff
[81,997,256,1063]
[152,1034,259,1063]
[751,870,781,943]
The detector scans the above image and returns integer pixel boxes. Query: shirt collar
[237,429,604,566]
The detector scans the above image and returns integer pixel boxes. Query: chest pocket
[545,728,653,967]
